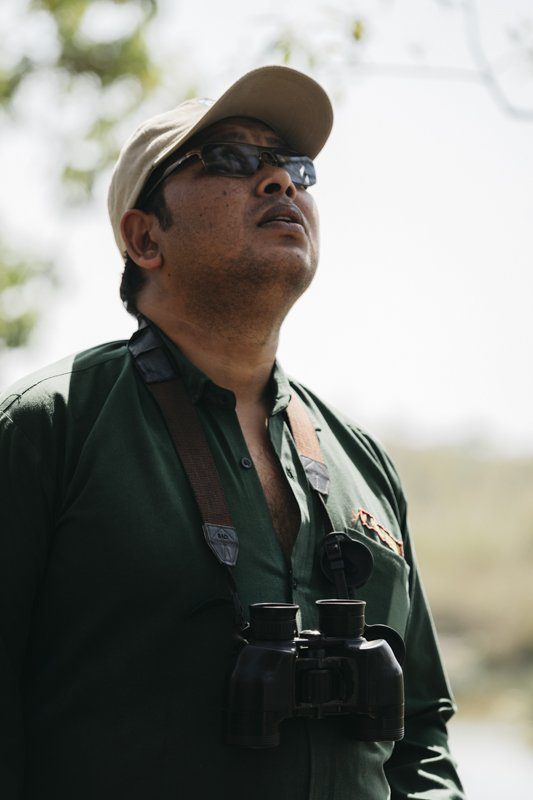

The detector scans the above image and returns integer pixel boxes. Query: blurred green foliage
[0,0,161,353]
[0,1,367,355]
[1,0,160,195]
[389,442,533,728]
[268,14,365,73]
[0,250,54,348]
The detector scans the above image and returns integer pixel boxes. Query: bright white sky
[1,0,532,454]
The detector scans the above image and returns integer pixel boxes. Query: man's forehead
[193,117,287,147]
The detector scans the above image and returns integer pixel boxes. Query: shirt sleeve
[0,408,51,798]
[378,451,466,799]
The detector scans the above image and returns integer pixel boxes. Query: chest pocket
[346,523,411,639]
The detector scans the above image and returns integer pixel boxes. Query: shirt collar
[269,360,292,415]
[147,320,292,415]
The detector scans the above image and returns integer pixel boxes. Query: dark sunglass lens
[277,154,316,188]
[203,143,258,176]
[201,144,316,186]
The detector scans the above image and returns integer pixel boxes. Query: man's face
[149,117,320,323]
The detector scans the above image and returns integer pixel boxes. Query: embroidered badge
[351,508,404,557]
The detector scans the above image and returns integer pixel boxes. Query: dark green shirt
[0,328,465,799]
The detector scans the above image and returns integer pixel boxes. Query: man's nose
[255,162,297,199]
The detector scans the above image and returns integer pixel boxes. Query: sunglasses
[144,142,316,200]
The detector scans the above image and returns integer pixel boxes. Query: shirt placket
[270,412,335,800]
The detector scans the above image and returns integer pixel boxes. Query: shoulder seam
[0,393,21,413]
[0,349,128,413]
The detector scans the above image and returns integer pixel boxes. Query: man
[0,66,465,798]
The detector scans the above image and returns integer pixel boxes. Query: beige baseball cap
[108,65,334,254]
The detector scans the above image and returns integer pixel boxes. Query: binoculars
[227,598,404,748]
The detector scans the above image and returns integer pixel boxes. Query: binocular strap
[128,321,347,630]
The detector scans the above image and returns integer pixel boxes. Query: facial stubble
[180,242,319,342]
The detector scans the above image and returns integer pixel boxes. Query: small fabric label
[203,524,239,566]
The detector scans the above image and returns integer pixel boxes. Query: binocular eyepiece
[249,599,366,641]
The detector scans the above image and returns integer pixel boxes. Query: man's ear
[120,209,163,270]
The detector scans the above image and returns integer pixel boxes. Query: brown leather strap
[149,379,233,528]
[144,381,245,627]
[129,324,240,578]
[286,392,339,547]
[286,392,330,499]
[286,392,323,464]
[148,379,240,577]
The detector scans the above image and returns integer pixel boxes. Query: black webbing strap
[321,532,350,598]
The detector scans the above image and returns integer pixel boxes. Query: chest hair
[244,436,301,560]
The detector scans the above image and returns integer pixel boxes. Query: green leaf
[0,59,34,106]
[0,248,56,351]
[0,311,38,349]
[274,35,293,66]
[352,19,364,42]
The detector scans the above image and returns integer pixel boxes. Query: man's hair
[120,185,174,317]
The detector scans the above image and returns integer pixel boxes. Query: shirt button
[286,467,294,478]
[240,456,253,469]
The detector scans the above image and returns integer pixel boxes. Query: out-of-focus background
[1,1,532,795]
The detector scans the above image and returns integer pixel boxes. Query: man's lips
[257,203,306,233]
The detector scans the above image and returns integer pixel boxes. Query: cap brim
[163,65,333,162]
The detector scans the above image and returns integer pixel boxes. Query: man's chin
[246,248,318,285]
[187,251,318,312]
[245,261,316,298]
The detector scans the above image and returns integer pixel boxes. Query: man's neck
[141,307,280,407]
